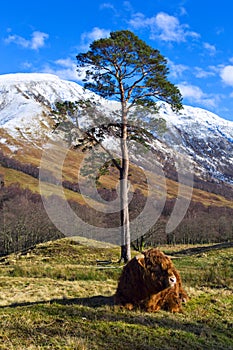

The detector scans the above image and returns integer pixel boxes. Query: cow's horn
[136,254,144,260]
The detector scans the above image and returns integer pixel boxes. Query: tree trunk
[119,104,131,263]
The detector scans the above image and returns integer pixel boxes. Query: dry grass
[0,238,232,349]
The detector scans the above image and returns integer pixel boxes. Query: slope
[0,238,232,349]
[1,72,233,186]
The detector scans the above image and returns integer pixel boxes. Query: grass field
[0,238,232,349]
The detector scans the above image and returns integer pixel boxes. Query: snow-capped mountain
[0,73,233,185]
[158,103,233,184]
[0,73,96,149]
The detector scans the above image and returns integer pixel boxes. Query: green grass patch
[0,238,232,349]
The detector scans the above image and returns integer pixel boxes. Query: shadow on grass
[1,295,232,343]
[171,241,233,256]
[0,294,114,309]
[0,295,202,334]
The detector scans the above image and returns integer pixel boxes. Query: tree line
[0,184,63,256]
[142,199,233,249]
[0,179,232,257]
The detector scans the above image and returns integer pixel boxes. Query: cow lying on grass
[115,248,189,313]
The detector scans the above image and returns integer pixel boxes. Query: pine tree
[76,30,182,262]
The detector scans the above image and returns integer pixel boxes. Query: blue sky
[1,0,233,121]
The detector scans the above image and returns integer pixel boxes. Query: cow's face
[165,269,177,287]
[137,255,177,290]
[150,265,177,289]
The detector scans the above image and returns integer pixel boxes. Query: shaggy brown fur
[145,287,182,313]
[144,268,189,313]
[115,248,189,312]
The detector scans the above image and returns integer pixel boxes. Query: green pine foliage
[77,30,183,112]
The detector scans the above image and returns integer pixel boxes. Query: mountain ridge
[0,72,233,187]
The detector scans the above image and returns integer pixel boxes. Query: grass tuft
[0,238,232,349]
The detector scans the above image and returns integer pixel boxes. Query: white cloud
[42,57,78,81]
[220,65,233,86]
[129,12,199,43]
[21,61,33,69]
[179,6,188,16]
[128,12,148,29]
[99,2,122,16]
[80,27,110,51]
[203,42,216,56]
[194,66,216,79]
[167,59,188,78]
[43,66,77,81]
[178,83,217,108]
[5,31,49,50]
[99,3,115,11]
[179,83,204,100]
[155,12,187,42]
[55,58,74,68]
[5,34,28,48]
[30,31,49,50]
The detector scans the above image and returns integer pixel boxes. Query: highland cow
[145,287,182,313]
[115,248,189,312]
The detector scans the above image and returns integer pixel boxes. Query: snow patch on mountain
[0,72,233,184]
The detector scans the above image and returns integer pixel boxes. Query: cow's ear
[136,255,145,268]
